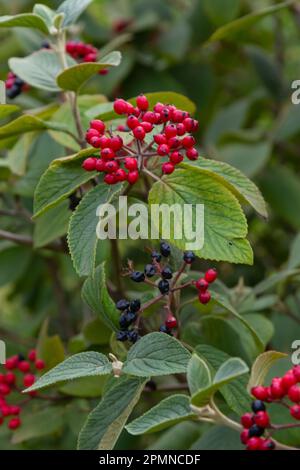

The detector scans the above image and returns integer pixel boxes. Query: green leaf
[0,104,20,119]
[205,99,249,145]
[126,395,196,435]
[57,0,93,27]
[0,246,31,286]
[83,318,111,345]
[60,375,107,397]
[0,14,49,33]
[149,422,202,450]
[33,4,56,29]
[25,352,112,393]
[11,407,64,444]
[288,233,300,270]
[33,200,70,248]
[253,269,300,295]
[56,51,122,91]
[82,262,120,332]
[192,425,243,450]
[208,2,292,42]
[78,377,145,450]
[191,357,249,407]
[247,351,287,392]
[0,114,73,140]
[33,148,96,218]
[87,92,196,121]
[6,132,36,176]
[68,183,123,276]
[9,50,76,92]
[195,344,251,415]
[203,0,240,26]
[36,323,65,372]
[182,158,267,218]
[148,167,253,265]
[187,354,212,395]
[123,332,191,377]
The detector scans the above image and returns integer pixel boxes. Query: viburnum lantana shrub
[0,0,299,451]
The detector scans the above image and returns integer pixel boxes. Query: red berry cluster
[66,41,108,75]
[240,365,300,450]
[0,350,45,431]
[5,72,28,100]
[194,268,217,305]
[82,94,199,185]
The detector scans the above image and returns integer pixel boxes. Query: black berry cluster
[116,298,141,343]
[0,350,45,431]
[5,72,29,100]
[240,365,300,450]
[82,94,199,185]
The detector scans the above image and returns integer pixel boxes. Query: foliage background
[0,0,300,450]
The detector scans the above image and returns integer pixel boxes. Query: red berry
[101,148,115,160]
[153,102,164,113]
[1,404,11,416]
[85,128,99,143]
[165,315,177,329]
[246,437,263,450]
[169,151,183,164]
[5,372,15,385]
[0,383,11,396]
[241,413,254,429]
[114,98,129,115]
[260,439,275,450]
[143,111,156,123]
[270,377,285,399]
[127,170,139,184]
[176,123,186,136]
[164,124,177,139]
[160,107,172,122]
[140,121,153,133]
[162,162,175,175]
[109,136,123,152]
[157,144,170,156]
[115,168,128,182]
[240,429,249,444]
[105,160,119,173]
[95,159,106,172]
[195,278,209,292]
[133,126,146,140]
[125,158,138,171]
[35,359,45,370]
[254,411,270,428]
[28,350,37,362]
[186,147,199,160]
[8,417,21,430]
[183,117,198,132]
[182,135,196,148]
[136,94,149,111]
[90,136,102,148]
[84,53,97,62]
[18,361,30,373]
[23,373,35,387]
[90,119,105,134]
[5,356,18,370]
[82,157,97,171]
[282,372,297,391]
[168,137,180,149]
[172,110,188,123]
[127,115,140,129]
[10,405,21,416]
[251,386,269,401]
[290,404,300,420]
[98,135,112,149]
[199,291,211,304]
[154,134,167,145]
[288,384,300,403]
[205,268,217,283]
[0,374,5,383]
[293,366,300,381]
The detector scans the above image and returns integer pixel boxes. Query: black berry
[183,251,196,264]
[248,424,265,438]
[145,380,157,391]
[151,251,162,262]
[130,271,145,283]
[161,266,173,280]
[119,312,137,329]
[116,299,130,311]
[127,330,139,343]
[251,400,266,413]
[144,264,156,277]
[158,279,170,294]
[129,299,141,312]
[116,331,128,342]
[160,242,171,257]
[159,325,172,335]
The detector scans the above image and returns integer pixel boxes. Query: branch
[0,229,68,253]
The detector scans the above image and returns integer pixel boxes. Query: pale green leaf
[57,0,93,27]
[187,354,212,395]
[247,351,287,392]
[126,395,196,435]
[0,104,20,119]
[0,13,49,33]
[25,352,112,393]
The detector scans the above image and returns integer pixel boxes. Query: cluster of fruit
[65,40,108,75]
[82,94,199,185]
[193,268,217,304]
[5,72,28,99]
[240,365,300,450]
[0,350,45,431]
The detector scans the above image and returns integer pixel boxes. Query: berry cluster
[5,72,28,100]
[82,94,199,185]
[115,242,218,342]
[66,41,108,75]
[0,350,45,431]
[240,365,300,450]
